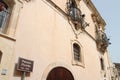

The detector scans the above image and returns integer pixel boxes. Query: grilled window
[73,43,81,62]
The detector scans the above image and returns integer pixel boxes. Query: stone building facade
[112,63,120,80]
[0,0,112,80]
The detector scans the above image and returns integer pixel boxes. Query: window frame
[0,2,10,33]
[71,40,84,67]
[0,0,23,38]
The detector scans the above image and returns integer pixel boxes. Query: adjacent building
[112,63,120,80]
[0,0,112,80]
[114,63,120,79]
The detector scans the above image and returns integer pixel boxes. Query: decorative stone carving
[96,28,110,53]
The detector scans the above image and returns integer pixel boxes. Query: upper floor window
[0,51,3,63]
[100,58,105,70]
[0,1,10,33]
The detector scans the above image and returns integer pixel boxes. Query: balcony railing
[66,1,89,30]
[96,30,110,53]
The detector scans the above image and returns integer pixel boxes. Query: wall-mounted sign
[17,57,34,72]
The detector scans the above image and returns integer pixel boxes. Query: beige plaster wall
[0,36,15,80]
[0,0,111,80]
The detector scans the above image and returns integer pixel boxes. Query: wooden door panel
[47,67,74,80]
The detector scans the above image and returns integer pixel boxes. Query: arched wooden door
[47,67,74,80]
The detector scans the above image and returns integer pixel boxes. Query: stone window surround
[0,0,23,38]
[71,40,85,67]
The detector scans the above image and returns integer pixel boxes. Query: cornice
[0,33,16,41]
[17,0,31,3]
[83,0,106,27]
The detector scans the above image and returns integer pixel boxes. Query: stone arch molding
[41,62,76,80]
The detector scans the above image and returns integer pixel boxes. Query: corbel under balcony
[91,14,105,30]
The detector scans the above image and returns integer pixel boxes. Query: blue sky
[91,0,120,63]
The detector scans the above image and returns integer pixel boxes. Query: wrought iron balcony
[66,0,89,30]
[96,30,110,53]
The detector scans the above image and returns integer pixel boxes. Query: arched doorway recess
[47,67,74,80]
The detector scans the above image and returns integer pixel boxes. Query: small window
[0,51,3,63]
[100,58,105,70]
[71,40,84,67]
[73,43,81,62]
[0,1,10,33]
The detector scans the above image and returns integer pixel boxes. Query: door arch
[47,67,74,80]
